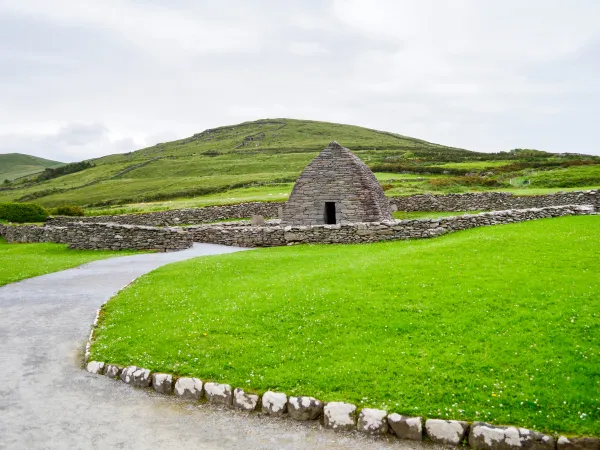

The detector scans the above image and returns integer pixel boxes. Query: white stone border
[83,359,598,449]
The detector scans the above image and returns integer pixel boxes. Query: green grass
[0,238,140,286]
[2,118,598,208]
[374,172,438,181]
[437,160,516,170]
[392,211,486,220]
[524,166,600,189]
[0,153,63,181]
[91,216,599,436]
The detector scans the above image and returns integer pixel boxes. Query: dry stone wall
[2,205,595,251]
[388,190,600,212]
[188,205,595,248]
[44,190,599,228]
[0,222,191,251]
[47,202,282,227]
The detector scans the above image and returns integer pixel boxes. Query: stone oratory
[282,141,393,225]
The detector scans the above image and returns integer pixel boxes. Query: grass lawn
[0,238,140,286]
[392,211,486,220]
[90,216,599,436]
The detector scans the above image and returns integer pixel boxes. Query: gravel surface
[0,243,438,450]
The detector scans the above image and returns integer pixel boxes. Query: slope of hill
[0,153,64,182]
[0,118,598,208]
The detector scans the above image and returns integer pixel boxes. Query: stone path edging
[83,359,599,449]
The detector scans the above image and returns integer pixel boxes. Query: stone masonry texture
[388,190,600,212]
[282,141,393,225]
[44,190,599,228]
[47,202,282,227]
[187,205,595,247]
[0,205,596,251]
[0,222,191,251]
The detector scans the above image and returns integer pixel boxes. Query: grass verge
[0,238,140,286]
[91,216,600,436]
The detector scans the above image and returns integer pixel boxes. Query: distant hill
[0,118,598,208]
[0,153,64,181]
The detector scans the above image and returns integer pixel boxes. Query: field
[0,153,63,181]
[0,238,140,286]
[1,119,599,210]
[90,216,600,436]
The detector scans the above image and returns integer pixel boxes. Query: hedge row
[0,203,85,223]
[0,202,49,223]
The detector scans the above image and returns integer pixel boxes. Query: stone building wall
[0,222,192,251]
[282,141,392,225]
[388,190,600,211]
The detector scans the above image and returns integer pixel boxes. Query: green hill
[0,118,599,210]
[0,153,64,181]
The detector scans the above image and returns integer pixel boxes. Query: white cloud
[0,0,598,158]
[0,0,264,55]
[288,42,328,56]
[0,123,142,162]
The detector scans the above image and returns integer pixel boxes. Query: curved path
[0,244,435,450]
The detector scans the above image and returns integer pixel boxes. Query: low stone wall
[188,205,595,248]
[43,191,599,227]
[47,201,283,227]
[3,205,595,251]
[388,190,600,212]
[0,222,192,252]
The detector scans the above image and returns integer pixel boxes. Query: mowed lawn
[0,238,139,286]
[91,216,600,435]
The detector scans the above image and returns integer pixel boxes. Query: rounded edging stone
[388,413,423,441]
[425,419,470,445]
[357,408,388,435]
[204,382,233,406]
[174,377,203,400]
[287,396,323,421]
[233,388,260,412]
[262,391,288,416]
[323,402,357,432]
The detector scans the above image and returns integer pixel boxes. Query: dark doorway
[324,202,336,224]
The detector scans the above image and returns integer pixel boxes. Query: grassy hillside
[1,119,599,209]
[0,153,63,181]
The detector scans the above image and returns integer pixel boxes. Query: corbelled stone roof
[282,141,393,225]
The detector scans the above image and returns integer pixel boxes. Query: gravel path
[0,244,436,450]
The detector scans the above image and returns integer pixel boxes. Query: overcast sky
[1,0,599,162]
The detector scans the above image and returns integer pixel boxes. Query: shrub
[36,161,94,182]
[53,204,85,217]
[428,176,504,189]
[0,202,49,223]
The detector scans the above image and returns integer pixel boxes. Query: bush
[428,176,504,189]
[36,161,94,182]
[0,202,49,223]
[53,204,85,217]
